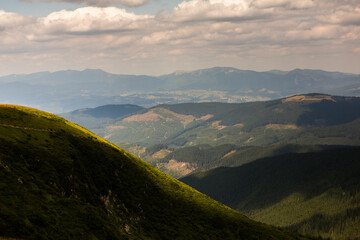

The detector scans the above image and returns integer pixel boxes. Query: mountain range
[1,67,359,112]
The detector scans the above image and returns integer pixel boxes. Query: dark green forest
[181,147,360,239]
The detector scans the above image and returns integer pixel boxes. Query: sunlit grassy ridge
[0,105,311,239]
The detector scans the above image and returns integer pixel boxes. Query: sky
[0,0,359,76]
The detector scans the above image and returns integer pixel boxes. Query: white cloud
[21,0,149,7]
[169,0,270,22]
[39,7,152,35]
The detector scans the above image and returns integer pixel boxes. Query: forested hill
[181,147,360,239]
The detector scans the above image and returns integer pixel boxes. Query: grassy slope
[181,147,360,239]
[0,105,308,240]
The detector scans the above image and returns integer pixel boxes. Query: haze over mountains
[1,67,359,113]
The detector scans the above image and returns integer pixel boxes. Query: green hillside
[0,105,309,239]
[181,147,360,239]
[164,94,360,147]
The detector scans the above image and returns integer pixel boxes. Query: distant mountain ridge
[1,67,359,112]
[70,104,144,119]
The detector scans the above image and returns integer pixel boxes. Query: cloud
[0,10,34,30]
[251,0,315,9]
[318,7,360,26]
[0,0,360,75]
[169,0,271,22]
[20,0,149,7]
[285,25,341,41]
[39,7,152,35]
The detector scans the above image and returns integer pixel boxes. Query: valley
[2,69,360,239]
[61,93,360,239]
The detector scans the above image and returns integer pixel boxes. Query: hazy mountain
[0,105,309,240]
[61,104,144,129]
[181,147,360,239]
[160,67,360,96]
[0,67,359,112]
[0,69,163,112]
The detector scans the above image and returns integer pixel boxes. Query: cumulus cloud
[169,0,271,22]
[39,7,152,35]
[0,10,35,30]
[0,0,359,75]
[21,0,149,7]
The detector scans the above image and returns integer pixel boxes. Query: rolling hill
[0,104,309,239]
[181,147,360,239]
[61,104,144,129]
[84,94,360,148]
[61,94,360,178]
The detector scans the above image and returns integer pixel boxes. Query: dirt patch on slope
[157,159,197,177]
[123,109,161,122]
[265,124,299,130]
[211,121,228,130]
[152,149,172,159]
[282,95,336,103]
[222,150,236,159]
[123,108,212,126]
